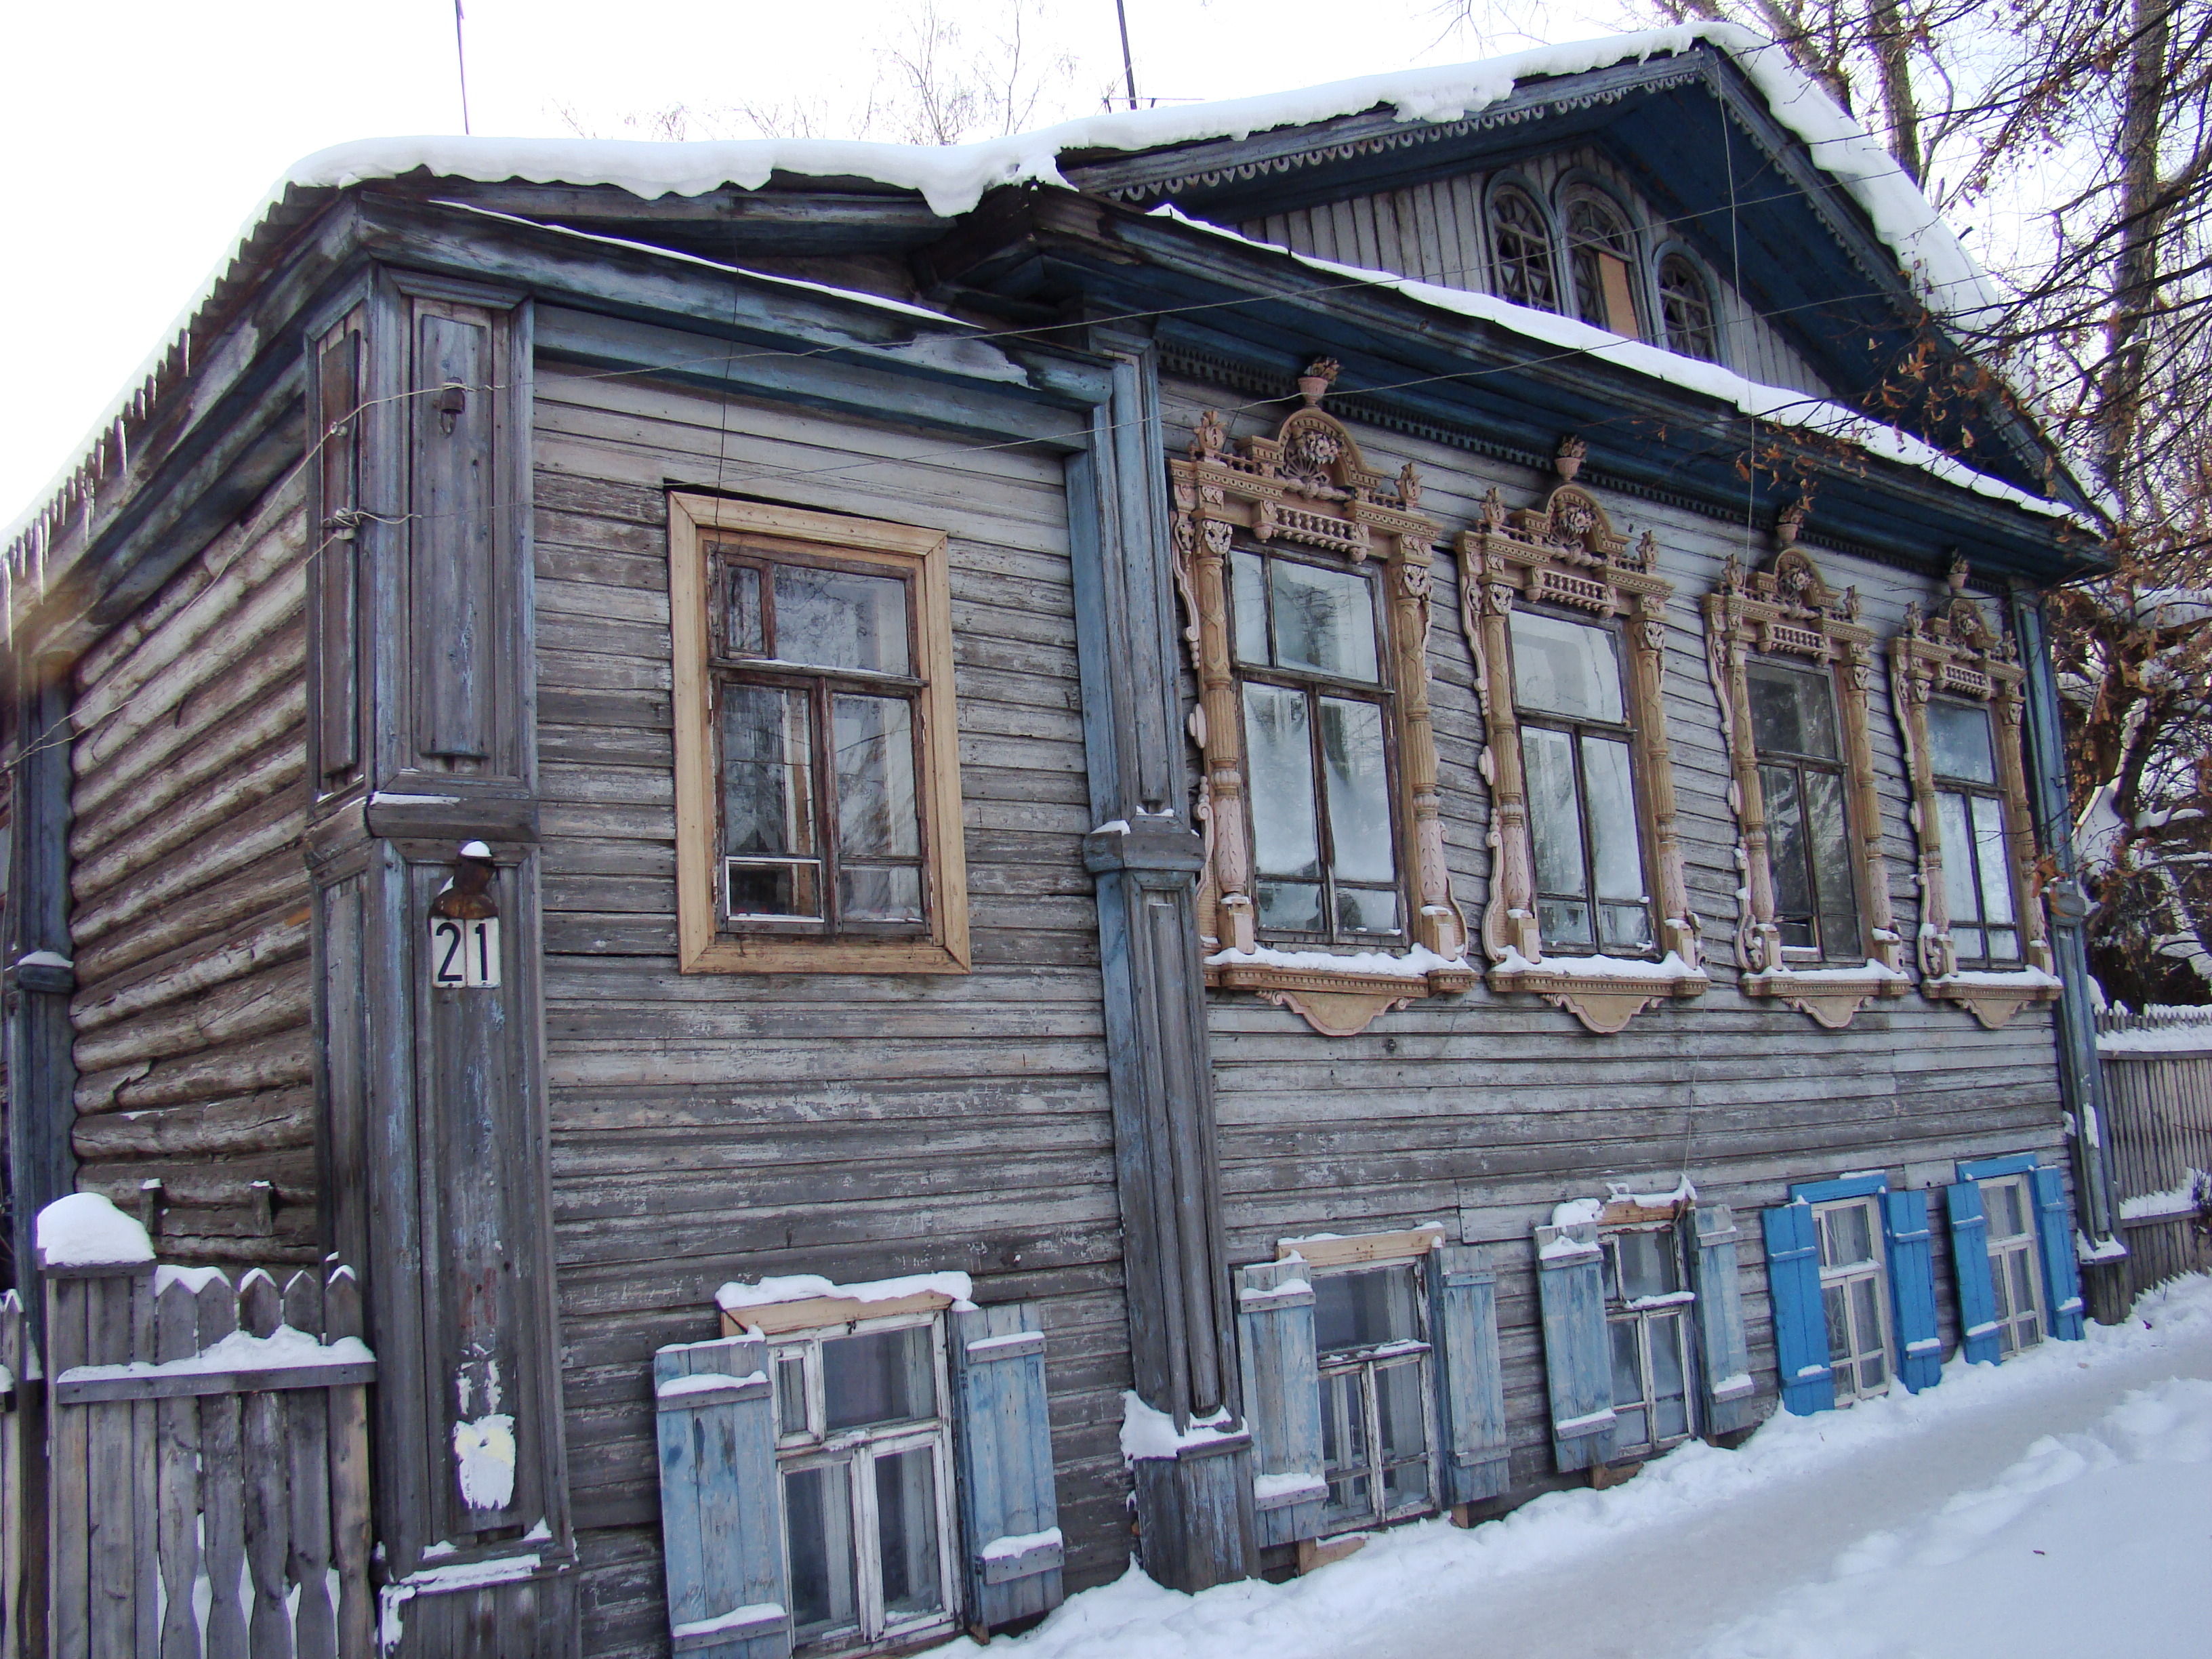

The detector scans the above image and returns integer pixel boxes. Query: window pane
[784,1464,859,1640]
[1763,762,1814,924]
[776,1355,808,1437]
[722,685,817,857]
[1938,790,1980,925]
[840,865,923,924]
[1971,794,2015,924]
[1319,1370,1369,1523]
[1583,735,1646,905]
[1610,1319,1643,1407]
[1540,899,1594,945]
[1822,1284,1850,1359]
[822,1326,934,1432]
[726,860,821,922]
[1320,698,1395,884]
[1270,559,1378,682]
[1927,701,1996,784]
[1244,684,1320,880]
[832,695,920,859]
[874,1448,944,1621]
[1510,610,1625,722]
[1650,1313,1689,1439]
[1851,1277,1883,1350]
[1374,1359,1431,1511]
[1991,1183,2027,1239]
[725,564,766,655]
[1805,769,1858,956]
[1256,880,1325,933]
[1747,661,1839,760]
[1820,1203,1875,1269]
[1986,927,2018,962]
[2008,1251,2040,1328]
[1523,724,1586,903]
[775,564,910,674]
[1232,550,1269,666]
[1338,886,1400,936]
[1313,1266,1417,1354]
[1613,1229,1678,1300]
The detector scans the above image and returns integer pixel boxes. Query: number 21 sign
[428,916,501,988]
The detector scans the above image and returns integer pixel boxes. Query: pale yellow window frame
[668,492,970,975]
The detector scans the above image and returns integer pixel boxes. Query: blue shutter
[654,1332,792,1659]
[1761,1202,1834,1416]
[1428,1245,1511,1504]
[1882,1189,1944,1392]
[1533,1221,1615,1471]
[1944,1183,2001,1365]
[951,1303,1065,1631]
[1691,1205,1759,1435]
[2030,1168,2088,1341]
[1235,1261,1325,1547]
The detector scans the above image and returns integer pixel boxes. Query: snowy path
[977,1277,2212,1659]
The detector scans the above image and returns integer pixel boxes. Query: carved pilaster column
[1465,570,1539,963]
[1390,549,1467,960]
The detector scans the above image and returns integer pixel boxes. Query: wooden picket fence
[37,1259,376,1658]
[2096,1007,2212,1309]
[0,1292,33,1659]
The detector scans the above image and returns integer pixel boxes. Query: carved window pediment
[1456,448,1707,1035]
[1172,386,1474,1038]
[1704,520,1907,1029]
[1889,579,2059,1029]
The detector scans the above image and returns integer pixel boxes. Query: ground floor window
[1814,1196,1891,1404]
[1313,1261,1437,1533]
[1979,1174,2047,1356]
[1602,1224,1695,1455]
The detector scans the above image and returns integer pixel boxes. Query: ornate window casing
[1455,441,1707,1034]
[1703,514,1908,1029]
[1888,575,2060,1029]
[1170,367,1474,1038]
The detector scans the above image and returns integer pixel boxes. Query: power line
[453,1,473,137]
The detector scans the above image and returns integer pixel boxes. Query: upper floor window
[1565,196,1641,336]
[1927,698,2020,968]
[1658,253,1721,362]
[1748,658,1860,961]
[668,494,971,975]
[1490,187,1560,312]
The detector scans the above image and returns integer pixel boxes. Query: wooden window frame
[1171,388,1473,1038]
[1487,182,1562,313]
[1561,190,1643,337]
[1655,248,1723,364]
[1888,579,2057,1028]
[1455,443,1707,1033]
[1599,1219,1697,1460]
[1704,523,1907,1029]
[1975,1173,2048,1357]
[670,493,969,975]
[1809,1195,1894,1406]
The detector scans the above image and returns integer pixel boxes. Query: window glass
[1806,770,1857,951]
[1511,610,1626,722]
[874,1448,945,1620]
[722,686,822,920]
[1971,794,2015,926]
[1648,1313,1690,1439]
[1313,1265,1419,1355]
[1232,550,1270,666]
[1568,197,1638,333]
[726,564,766,655]
[777,1356,809,1437]
[1927,700,1997,784]
[1271,559,1380,682]
[1818,1201,1876,1270]
[1584,736,1650,949]
[1610,1229,1679,1300]
[1244,683,1324,932]
[1374,1357,1432,1512]
[785,1465,860,1642]
[1322,699,1393,882]
[1523,725,1591,945]
[822,1326,934,1432]
[774,565,909,675]
[1658,254,1720,361]
[1746,661,1839,760]
[1490,188,1559,311]
[1609,1320,1646,1448]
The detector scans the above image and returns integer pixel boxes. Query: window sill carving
[1171,384,1473,1038]
[1704,516,1906,1029]
[1456,447,1704,1036]
[1889,576,2056,1029]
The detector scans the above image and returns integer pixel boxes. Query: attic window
[1566,197,1639,336]
[1657,255,1720,362]
[1490,188,1559,312]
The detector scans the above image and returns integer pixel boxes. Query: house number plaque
[428,840,503,988]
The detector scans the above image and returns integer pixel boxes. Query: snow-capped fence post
[34,1193,377,1657]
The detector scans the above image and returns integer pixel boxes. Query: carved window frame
[1703,521,1907,1029]
[1170,390,1474,1039]
[1888,586,2058,1029]
[1455,447,1707,1034]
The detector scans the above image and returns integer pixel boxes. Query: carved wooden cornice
[1170,387,1474,1038]
[1454,445,1707,1035]
[1704,515,1908,1029]
[1887,573,2058,1029]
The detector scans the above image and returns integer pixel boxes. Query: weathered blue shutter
[1533,1221,1614,1471]
[1428,1244,1511,1504]
[1235,1261,1325,1547]
[1691,1205,1759,1434]
[2030,1168,2088,1340]
[951,1303,1065,1631]
[1760,1202,1834,1416]
[1944,1183,2001,1365]
[654,1332,791,1659]
[1882,1189,1944,1392]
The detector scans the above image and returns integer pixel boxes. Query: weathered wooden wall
[64,474,316,1271]
[521,332,1130,1653]
[1236,146,1838,405]
[1160,375,2068,1496]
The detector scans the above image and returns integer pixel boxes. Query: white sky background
[0,0,1648,525]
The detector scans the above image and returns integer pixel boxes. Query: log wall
[521,337,1128,1654]
[1160,375,2069,1498]
[64,472,316,1271]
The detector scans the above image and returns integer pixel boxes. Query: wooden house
[1,24,2126,1658]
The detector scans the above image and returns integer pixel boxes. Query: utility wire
[453,1,473,137]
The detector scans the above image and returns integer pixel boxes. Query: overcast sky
[0,0,1628,527]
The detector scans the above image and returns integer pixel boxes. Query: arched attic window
[1565,195,1640,336]
[1657,253,1722,362]
[1490,187,1560,312]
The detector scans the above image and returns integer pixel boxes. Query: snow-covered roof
[3,22,2028,588]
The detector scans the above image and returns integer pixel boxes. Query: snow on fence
[2096,1010,2212,1305]
[36,1195,375,1659]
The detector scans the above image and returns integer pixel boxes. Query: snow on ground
[970,1275,2212,1659]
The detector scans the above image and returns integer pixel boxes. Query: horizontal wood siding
[1162,375,2065,1495]
[1240,145,1838,404]
[66,474,315,1271]
[528,344,1124,1654]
